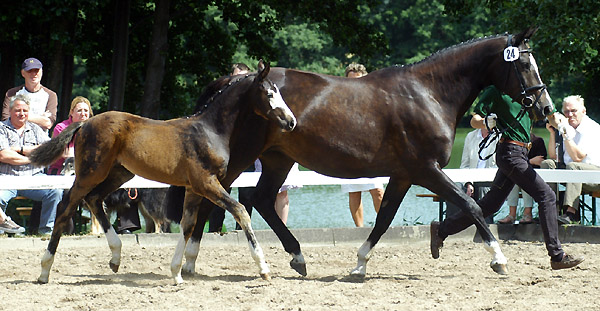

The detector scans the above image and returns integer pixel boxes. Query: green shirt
[473,86,531,143]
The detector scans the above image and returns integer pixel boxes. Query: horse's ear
[514,26,539,45]
[256,59,270,81]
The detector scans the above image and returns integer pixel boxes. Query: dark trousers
[207,187,254,232]
[439,142,563,261]
[116,204,141,232]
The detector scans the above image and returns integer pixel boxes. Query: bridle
[506,34,547,109]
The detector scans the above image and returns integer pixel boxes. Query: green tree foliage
[442,0,600,120]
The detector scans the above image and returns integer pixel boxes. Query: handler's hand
[485,113,497,130]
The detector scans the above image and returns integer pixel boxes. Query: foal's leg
[181,198,212,275]
[193,177,270,280]
[38,185,90,283]
[420,167,508,274]
[350,179,410,276]
[171,191,203,284]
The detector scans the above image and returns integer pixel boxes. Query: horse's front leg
[38,188,85,283]
[193,178,270,280]
[350,179,410,277]
[170,191,202,284]
[422,168,508,275]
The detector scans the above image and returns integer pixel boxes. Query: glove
[485,113,497,130]
[557,121,576,141]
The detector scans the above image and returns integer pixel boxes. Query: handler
[430,86,584,270]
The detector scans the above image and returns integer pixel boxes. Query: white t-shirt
[562,115,600,166]
[15,86,50,117]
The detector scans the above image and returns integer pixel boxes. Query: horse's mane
[190,73,254,117]
[391,33,507,69]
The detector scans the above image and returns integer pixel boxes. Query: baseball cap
[22,58,43,71]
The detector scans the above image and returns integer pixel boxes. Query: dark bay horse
[175,27,554,277]
[28,60,296,284]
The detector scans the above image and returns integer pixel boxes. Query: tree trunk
[140,0,170,119]
[0,43,16,95]
[59,53,74,122]
[108,0,131,112]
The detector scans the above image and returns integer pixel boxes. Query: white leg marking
[105,227,122,270]
[182,239,200,275]
[38,250,55,284]
[350,241,373,276]
[484,240,508,266]
[243,223,270,278]
[171,233,186,284]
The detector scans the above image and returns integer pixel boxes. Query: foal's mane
[189,73,254,117]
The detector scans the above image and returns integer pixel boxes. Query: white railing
[0,168,599,190]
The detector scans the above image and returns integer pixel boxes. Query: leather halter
[506,34,547,109]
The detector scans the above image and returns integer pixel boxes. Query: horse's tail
[29,121,85,167]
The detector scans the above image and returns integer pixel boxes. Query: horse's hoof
[36,277,49,284]
[290,260,307,276]
[260,273,271,281]
[350,267,366,277]
[491,263,508,275]
[109,262,120,273]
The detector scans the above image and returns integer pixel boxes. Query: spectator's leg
[116,203,142,233]
[369,188,384,213]
[21,189,62,235]
[274,191,290,224]
[349,191,364,227]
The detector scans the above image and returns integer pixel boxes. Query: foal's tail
[29,122,85,167]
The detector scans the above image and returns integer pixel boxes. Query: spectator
[0,95,61,235]
[341,63,385,227]
[231,63,250,76]
[447,126,497,224]
[498,133,547,224]
[48,96,93,175]
[541,95,600,224]
[2,57,57,131]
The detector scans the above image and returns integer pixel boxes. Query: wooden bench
[416,194,445,221]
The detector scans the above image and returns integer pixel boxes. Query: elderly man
[0,95,62,235]
[542,95,600,224]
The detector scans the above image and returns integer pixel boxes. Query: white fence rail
[1,168,599,190]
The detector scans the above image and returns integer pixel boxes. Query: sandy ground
[0,237,597,311]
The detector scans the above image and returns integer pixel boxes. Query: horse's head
[497,27,554,121]
[252,60,297,132]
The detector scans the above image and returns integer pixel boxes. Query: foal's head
[493,27,554,121]
[251,60,297,132]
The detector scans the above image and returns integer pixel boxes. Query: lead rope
[478,105,528,161]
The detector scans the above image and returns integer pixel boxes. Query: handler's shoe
[0,217,25,234]
[551,253,584,270]
[430,221,444,259]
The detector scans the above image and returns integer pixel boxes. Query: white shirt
[562,115,600,166]
[460,129,497,170]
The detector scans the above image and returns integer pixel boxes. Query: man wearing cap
[2,57,57,131]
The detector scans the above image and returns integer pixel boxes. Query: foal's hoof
[36,277,49,284]
[491,263,508,275]
[260,273,271,281]
[290,260,307,276]
[109,262,120,273]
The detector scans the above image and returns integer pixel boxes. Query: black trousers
[439,142,563,261]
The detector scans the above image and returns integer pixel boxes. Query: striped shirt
[0,119,50,176]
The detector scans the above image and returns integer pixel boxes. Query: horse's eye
[267,92,274,99]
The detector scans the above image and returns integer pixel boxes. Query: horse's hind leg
[38,185,89,283]
[420,167,508,274]
[181,198,213,276]
[84,166,135,273]
[350,179,410,277]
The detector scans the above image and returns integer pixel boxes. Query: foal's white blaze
[182,239,201,274]
[350,241,373,276]
[106,226,122,268]
[268,84,297,128]
[484,240,508,266]
[171,232,188,284]
[529,54,554,110]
